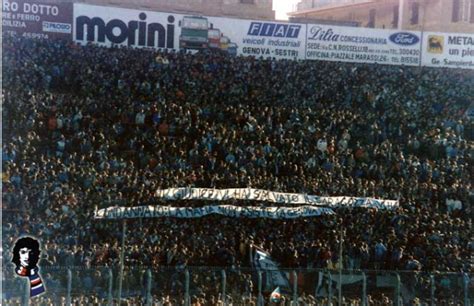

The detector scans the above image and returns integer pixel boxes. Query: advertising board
[206,16,306,60]
[73,4,306,60]
[422,32,474,69]
[2,0,73,39]
[305,23,422,66]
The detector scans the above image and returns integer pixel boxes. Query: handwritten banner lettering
[94,205,335,219]
[155,188,398,209]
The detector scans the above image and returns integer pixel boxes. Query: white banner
[305,24,421,66]
[94,205,335,219]
[422,32,474,69]
[155,188,398,209]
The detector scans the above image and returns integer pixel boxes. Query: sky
[273,0,301,20]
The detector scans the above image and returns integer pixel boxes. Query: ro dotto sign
[2,0,73,39]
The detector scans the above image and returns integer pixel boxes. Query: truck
[227,42,238,56]
[179,16,209,50]
[220,35,230,52]
[208,28,222,50]
[179,16,239,55]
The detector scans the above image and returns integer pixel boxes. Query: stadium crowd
[2,36,473,304]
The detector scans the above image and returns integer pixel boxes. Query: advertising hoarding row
[2,1,473,69]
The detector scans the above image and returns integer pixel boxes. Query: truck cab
[179,16,209,50]
[220,36,230,52]
[208,28,221,50]
[228,42,238,56]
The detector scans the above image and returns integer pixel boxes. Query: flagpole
[117,219,127,303]
[338,220,343,305]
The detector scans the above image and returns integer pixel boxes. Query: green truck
[179,16,210,50]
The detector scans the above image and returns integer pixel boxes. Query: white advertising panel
[205,16,306,60]
[422,32,474,69]
[73,4,306,60]
[305,24,422,66]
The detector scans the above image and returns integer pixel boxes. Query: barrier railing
[2,266,472,305]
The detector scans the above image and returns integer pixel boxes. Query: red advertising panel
[2,0,73,39]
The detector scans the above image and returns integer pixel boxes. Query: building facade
[297,0,356,10]
[73,0,275,20]
[290,0,474,32]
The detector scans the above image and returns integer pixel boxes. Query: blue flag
[252,246,290,291]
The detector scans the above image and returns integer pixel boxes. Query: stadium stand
[2,36,473,305]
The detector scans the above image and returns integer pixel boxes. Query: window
[460,0,470,22]
[452,0,460,22]
[411,2,419,25]
[368,9,376,28]
[470,0,474,22]
[392,5,399,28]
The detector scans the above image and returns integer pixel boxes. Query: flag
[269,287,281,303]
[251,245,290,291]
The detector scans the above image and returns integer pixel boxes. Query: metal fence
[2,266,472,305]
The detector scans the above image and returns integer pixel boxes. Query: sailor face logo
[12,237,46,297]
[19,247,32,267]
[427,35,444,54]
